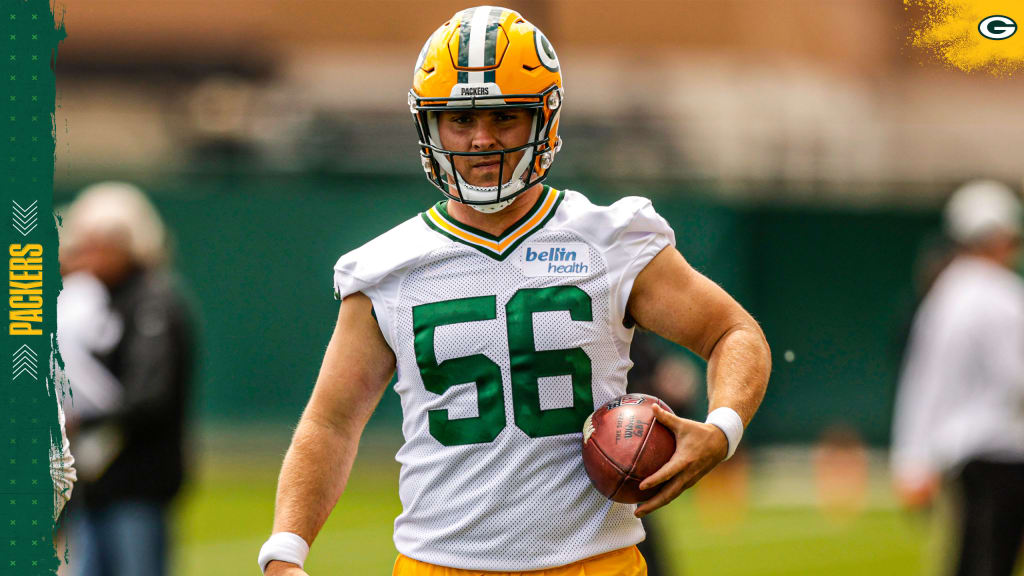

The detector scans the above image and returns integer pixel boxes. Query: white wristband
[705,407,744,461]
[258,532,310,574]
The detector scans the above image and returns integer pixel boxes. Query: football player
[259,7,771,575]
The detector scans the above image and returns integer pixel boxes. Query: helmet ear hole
[546,90,561,111]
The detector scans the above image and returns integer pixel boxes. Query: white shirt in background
[892,256,1024,485]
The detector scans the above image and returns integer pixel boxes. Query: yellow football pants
[392,545,647,576]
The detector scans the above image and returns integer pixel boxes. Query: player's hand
[634,404,728,518]
[264,560,308,576]
[895,472,940,510]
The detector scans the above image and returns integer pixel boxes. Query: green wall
[57,173,939,446]
[745,206,935,445]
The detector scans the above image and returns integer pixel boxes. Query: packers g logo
[534,29,559,72]
[979,15,1016,40]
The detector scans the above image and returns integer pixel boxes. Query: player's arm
[264,292,396,576]
[626,246,771,517]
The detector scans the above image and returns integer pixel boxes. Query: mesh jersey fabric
[333,188,675,571]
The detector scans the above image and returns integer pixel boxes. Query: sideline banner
[1,2,67,575]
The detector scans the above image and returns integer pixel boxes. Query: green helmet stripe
[483,7,503,83]
[457,8,473,84]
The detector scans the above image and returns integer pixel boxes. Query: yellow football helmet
[410,6,564,212]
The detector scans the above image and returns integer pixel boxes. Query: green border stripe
[1,2,67,575]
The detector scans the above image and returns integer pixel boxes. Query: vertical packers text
[9,244,43,335]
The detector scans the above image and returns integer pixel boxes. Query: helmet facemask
[411,86,563,213]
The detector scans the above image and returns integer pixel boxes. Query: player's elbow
[749,319,771,370]
[707,319,772,391]
[703,315,767,360]
[744,317,771,373]
[298,405,354,443]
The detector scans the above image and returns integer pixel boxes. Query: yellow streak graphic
[906,0,1024,75]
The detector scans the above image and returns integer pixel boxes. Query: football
[581,393,677,503]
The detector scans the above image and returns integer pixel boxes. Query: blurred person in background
[57,182,195,576]
[891,180,1024,576]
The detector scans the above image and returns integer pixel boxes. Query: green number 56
[412,286,594,446]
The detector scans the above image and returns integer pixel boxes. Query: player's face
[437,108,534,189]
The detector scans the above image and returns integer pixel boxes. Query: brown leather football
[581,393,676,503]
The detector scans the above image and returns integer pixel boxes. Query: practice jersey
[333,186,675,571]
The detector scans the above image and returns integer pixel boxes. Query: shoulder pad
[555,190,675,248]
[333,216,442,301]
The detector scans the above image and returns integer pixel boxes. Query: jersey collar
[422,186,564,261]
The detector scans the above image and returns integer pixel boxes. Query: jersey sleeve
[332,217,433,301]
[605,197,676,328]
[333,245,385,303]
[332,216,444,350]
[333,243,401,351]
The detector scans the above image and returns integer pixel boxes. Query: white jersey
[333,187,675,571]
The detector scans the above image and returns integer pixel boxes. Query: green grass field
[170,432,943,576]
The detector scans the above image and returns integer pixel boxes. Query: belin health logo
[979,15,1016,39]
[520,243,590,277]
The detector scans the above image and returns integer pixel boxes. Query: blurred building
[57,0,1024,200]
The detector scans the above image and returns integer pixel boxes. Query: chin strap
[469,198,516,213]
